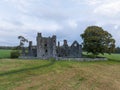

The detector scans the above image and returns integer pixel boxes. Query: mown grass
[0,50,120,90]
[0,59,120,90]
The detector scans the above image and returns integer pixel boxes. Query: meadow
[0,49,120,90]
[0,49,11,58]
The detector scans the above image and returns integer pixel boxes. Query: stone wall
[57,40,82,58]
[20,32,82,59]
[36,33,56,58]
[19,56,108,61]
[57,57,108,61]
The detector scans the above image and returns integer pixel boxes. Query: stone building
[21,33,82,59]
[36,33,57,59]
[57,40,82,58]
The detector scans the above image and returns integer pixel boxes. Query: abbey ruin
[21,33,82,59]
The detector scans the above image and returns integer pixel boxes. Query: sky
[0,0,120,46]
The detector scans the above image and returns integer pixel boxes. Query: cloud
[114,25,119,30]
[94,1,120,17]
[65,19,78,28]
[85,0,102,5]
[3,0,31,13]
[0,0,120,46]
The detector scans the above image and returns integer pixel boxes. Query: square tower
[36,33,56,59]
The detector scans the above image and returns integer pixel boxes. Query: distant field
[0,49,120,60]
[100,53,120,61]
[0,59,119,90]
[83,52,120,61]
[0,49,12,58]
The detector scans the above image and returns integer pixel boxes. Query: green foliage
[18,36,28,48]
[81,26,115,56]
[115,47,120,53]
[10,50,20,58]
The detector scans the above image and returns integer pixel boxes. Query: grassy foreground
[0,50,120,90]
[0,59,120,90]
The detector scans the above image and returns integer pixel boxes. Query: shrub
[10,50,20,58]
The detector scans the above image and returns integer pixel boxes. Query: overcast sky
[0,0,120,46]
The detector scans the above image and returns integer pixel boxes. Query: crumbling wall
[57,40,82,58]
[21,33,82,59]
[37,33,57,59]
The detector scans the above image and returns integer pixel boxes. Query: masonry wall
[57,40,82,58]
[37,33,56,59]
[57,57,108,61]
[22,33,82,59]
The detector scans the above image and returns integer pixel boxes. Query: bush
[10,50,20,58]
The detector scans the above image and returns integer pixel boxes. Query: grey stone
[20,32,82,59]
[57,40,82,58]
[36,33,57,59]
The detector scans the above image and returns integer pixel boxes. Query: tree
[115,47,120,53]
[18,36,28,55]
[18,36,28,48]
[81,26,115,56]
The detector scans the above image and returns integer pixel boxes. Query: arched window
[74,43,77,47]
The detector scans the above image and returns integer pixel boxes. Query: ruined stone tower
[20,32,82,59]
[36,33,56,59]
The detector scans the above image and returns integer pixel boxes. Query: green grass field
[0,50,120,90]
[83,52,120,61]
[100,53,120,61]
[0,49,11,58]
